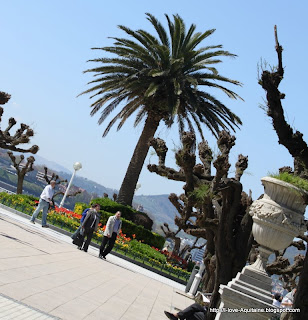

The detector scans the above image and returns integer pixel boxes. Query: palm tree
[80,13,242,206]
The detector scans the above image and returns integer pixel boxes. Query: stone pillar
[187,262,205,297]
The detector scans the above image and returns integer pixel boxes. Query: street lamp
[59,162,82,208]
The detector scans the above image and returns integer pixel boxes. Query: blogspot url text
[210,308,300,314]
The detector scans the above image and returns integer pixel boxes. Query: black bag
[72,232,84,247]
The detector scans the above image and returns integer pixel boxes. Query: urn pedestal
[215,177,307,320]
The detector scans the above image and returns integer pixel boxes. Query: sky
[1,1,308,199]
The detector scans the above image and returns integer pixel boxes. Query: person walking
[99,211,122,259]
[79,204,101,252]
[30,180,56,227]
[71,206,91,240]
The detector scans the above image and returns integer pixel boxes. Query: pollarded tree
[148,131,253,318]
[0,91,39,154]
[80,13,242,206]
[259,26,308,320]
[7,152,35,194]
[161,223,182,256]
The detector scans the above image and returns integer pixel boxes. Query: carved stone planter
[215,177,307,320]
[250,176,306,253]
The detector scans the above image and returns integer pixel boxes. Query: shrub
[90,197,135,219]
[120,219,164,249]
[98,210,164,249]
[90,198,151,224]
[0,192,37,213]
[128,239,166,263]
[270,172,308,192]
[74,202,89,215]
[187,261,196,272]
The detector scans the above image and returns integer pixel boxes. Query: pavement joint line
[0,293,61,319]
[19,268,106,303]
[117,279,152,320]
[47,270,121,314]
[146,281,164,320]
[0,257,104,289]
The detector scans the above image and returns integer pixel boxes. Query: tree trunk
[16,173,25,194]
[290,250,308,320]
[172,237,181,256]
[117,114,161,206]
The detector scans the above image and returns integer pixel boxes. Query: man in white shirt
[30,180,56,227]
[99,211,122,259]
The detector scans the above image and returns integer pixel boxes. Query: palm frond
[80,13,242,140]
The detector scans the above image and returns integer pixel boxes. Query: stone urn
[215,177,307,319]
[248,176,307,273]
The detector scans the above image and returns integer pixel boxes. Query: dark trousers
[99,232,117,257]
[81,228,94,252]
[178,303,206,320]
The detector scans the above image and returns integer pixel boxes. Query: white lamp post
[59,162,82,208]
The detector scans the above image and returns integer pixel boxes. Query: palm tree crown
[81,13,242,139]
[80,13,242,206]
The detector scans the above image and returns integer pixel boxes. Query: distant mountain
[58,171,118,197]
[34,155,72,175]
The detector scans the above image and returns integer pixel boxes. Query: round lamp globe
[73,162,82,171]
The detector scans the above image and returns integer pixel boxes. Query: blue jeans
[30,198,49,226]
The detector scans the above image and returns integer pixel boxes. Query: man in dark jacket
[164,303,207,320]
[164,294,211,320]
[78,204,101,252]
[71,206,91,240]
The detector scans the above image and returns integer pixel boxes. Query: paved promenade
[0,207,192,320]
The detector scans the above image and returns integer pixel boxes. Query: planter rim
[261,176,308,196]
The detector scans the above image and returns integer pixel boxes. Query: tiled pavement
[0,294,59,319]
[0,207,192,320]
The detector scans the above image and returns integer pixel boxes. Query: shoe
[30,220,35,224]
[77,246,82,250]
[42,225,49,228]
[99,254,106,260]
[82,249,87,252]
[164,311,177,320]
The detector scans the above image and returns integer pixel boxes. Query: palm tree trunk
[117,114,161,206]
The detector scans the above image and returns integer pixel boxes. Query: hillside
[133,194,178,230]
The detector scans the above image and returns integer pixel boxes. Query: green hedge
[128,239,166,263]
[90,197,149,221]
[99,210,164,249]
